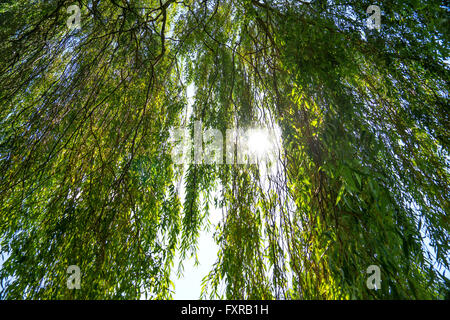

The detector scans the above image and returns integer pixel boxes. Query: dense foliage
[0,0,448,299]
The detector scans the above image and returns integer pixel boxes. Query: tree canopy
[0,0,449,299]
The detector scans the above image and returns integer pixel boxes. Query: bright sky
[172,210,221,300]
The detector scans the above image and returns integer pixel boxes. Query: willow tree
[0,0,448,299]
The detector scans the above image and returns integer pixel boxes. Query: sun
[247,129,271,158]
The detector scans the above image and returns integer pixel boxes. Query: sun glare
[248,129,271,158]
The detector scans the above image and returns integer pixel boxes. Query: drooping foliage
[0,0,448,299]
